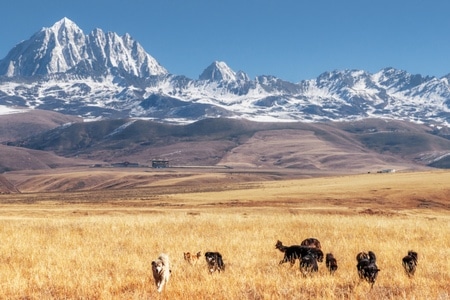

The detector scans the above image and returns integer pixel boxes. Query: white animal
[151,253,171,292]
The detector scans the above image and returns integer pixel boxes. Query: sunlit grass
[0,170,448,298]
[0,210,448,299]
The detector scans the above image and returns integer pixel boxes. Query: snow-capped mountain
[199,61,250,82]
[0,18,450,127]
[0,17,167,77]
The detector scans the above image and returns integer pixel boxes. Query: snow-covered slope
[0,18,449,126]
[0,17,167,77]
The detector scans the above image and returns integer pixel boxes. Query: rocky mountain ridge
[0,18,449,127]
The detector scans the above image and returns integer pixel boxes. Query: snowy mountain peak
[47,17,82,34]
[1,19,450,128]
[0,18,167,77]
[199,61,239,82]
[236,70,250,81]
[373,67,432,91]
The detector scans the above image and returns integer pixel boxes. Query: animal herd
[151,238,419,293]
[275,238,419,288]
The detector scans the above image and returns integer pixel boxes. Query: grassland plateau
[0,168,448,299]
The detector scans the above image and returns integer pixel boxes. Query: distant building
[152,160,169,168]
[111,161,139,168]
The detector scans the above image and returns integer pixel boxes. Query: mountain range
[0,17,449,127]
[1,18,450,183]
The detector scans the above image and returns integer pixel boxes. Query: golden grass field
[0,169,449,299]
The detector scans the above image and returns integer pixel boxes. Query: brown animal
[402,250,418,277]
[325,253,338,275]
[300,238,322,249]
[184,251,202,265]
[356,251,380,288]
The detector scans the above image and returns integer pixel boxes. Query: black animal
[307,247,324,262]
[402,250,418,277]
[275,240,288,252]
[300,238,322,249]
[356,251,369,262]
[275,240,323,266]
[204,251,225,273]
[300,254,318,276]
[356,250,380,288]
[276,240,300,266]
[325,253,338,275]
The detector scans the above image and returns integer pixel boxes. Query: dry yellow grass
[0,170,448,299]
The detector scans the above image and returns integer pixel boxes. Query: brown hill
[0,144,99,173]
[0,109,81,142]
[2,115,450,176]
[0,110,97,173]
[0,174,19,193]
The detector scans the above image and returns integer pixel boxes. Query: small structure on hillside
[111,161,139,168]
[152,160,170,168]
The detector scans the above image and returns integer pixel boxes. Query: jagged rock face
[199,61,248,82]
[0,17,167,77]
[0,18,450,126]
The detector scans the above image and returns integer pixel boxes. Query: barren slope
[0,145,99,173]
[219,129,417,171]
[0,109,81,142]
[1,116,449,176]
[1,170,449,216]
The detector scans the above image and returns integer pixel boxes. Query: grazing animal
[325,253,338,274]
[300,238,322,249]
[275,240,288,251]
[204,251,225,273]
[184,251,202,265]
[276,240,300,266]
[300,254,319,276]
[402,250,418,277]
[275,240,289,252]
[276,240,323,266]
[356,250,380,288]
[309,247,324,263]
[356,251,369,262]
[151,253,171,293]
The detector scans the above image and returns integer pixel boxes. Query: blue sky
[1,0,449,82]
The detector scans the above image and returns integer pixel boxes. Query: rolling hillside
[2,111,450,173]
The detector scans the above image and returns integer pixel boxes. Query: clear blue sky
[1,0,449,82]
